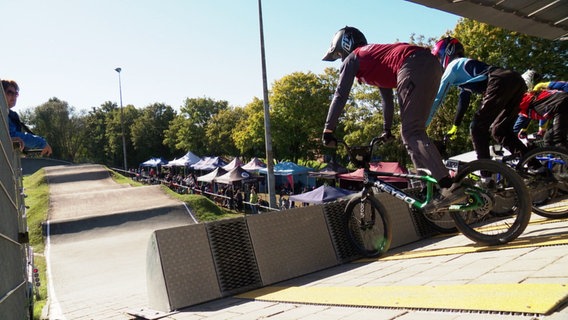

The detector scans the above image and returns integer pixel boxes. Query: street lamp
[115,67,128,172]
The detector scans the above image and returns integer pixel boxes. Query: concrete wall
[147,192,428,312]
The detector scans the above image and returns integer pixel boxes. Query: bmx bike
[339,136,532,258]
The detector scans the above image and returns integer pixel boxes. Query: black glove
[322,132,338,148]
[379,130,393,142]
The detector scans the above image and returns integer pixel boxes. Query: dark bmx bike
[340,136,532,258]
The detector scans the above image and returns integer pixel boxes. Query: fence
[0,86,33,319]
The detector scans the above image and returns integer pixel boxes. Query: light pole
[257,0,277,208]
[115,67,128,172]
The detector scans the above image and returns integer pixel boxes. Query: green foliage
[130,103,176,163]
[161,187,237,221]
[270,72,331,162]
[232,98,266,158]
[163,97,228,157]
[22,170,49,319]
[205,107,246,156]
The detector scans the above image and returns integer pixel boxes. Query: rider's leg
[396,50,450,187]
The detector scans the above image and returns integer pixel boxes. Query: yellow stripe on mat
[237,283,568,314]
[373,233,568,262]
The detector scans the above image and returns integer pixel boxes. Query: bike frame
[361,166,485,212]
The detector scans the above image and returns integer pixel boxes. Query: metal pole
[115,67,128,172]
[257,0,277,208]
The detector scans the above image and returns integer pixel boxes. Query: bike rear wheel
[450,159,531,245]
[517,146,568,219]
[344,192,392,257]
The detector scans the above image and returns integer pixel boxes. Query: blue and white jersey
[427,57,492,126]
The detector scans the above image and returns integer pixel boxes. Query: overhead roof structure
[406,0,568,40]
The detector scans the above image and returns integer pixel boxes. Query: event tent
[192,156,227,171]
[258,161,312,175]
[140,157,168,167]
[338,162,408,189]
[196,167,227,183]
[165,151,200,167]
[258,161,315,192]
[222,157,244,171]
[309,161,348,179]
[241,157,266,172]
[289,185,354,204]
[214,166,256,185]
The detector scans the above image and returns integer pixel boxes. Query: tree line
[20,19,567,170]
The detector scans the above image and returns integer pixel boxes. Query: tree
[232,97,266,159]
[130,103,176,162]
[163,97,228,156]
[269,72,331,162]
[27,98,86,162]
[205,107,246,157]
[105,104,140,168]
[82,101,117,165]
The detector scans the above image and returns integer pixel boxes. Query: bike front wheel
[517,146,568,219]
[451,159,531,245]
[344,192,392,258]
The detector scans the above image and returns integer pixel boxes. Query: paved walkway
[43,164,568,320]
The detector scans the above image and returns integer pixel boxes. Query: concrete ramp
[43,164,195,319]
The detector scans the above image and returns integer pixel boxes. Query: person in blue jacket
[427,37,528,161]
[2,80,52,156]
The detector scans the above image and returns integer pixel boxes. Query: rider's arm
[453,88,471,127]
[548,81,568,92]
[426,67,456,126]
[533,81,550,91]
[512,114,530,133]
[324,55,359,132]
[378,87,394,133]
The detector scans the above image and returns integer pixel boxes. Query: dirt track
[43,164,195,319]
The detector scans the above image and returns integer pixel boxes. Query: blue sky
[1,0,460,112]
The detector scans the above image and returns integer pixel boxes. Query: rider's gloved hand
[446,125,458,141]
[322,131,337,148]
[517,129,527,140]
[379,130,394,142]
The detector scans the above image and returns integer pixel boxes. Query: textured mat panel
[207,218,262,295]
[247,207,338,285]
[148,224,220,311]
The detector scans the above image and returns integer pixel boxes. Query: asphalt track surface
[42,164,568,320]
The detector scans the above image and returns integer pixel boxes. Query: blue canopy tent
[258,161,315,193]
[191,156,227,171]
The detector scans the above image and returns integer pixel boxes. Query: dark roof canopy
[407,0,568,40]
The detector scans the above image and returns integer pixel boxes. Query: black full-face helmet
[322,26,368,62]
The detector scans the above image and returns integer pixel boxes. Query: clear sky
[1,0,460,113]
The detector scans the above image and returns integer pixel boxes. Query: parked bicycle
[340,136,531,258]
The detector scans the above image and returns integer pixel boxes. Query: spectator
[250,186,259,214]
[2,80,52,156]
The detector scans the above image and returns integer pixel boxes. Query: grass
[22,166,239,318]
[23,169,49,319]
